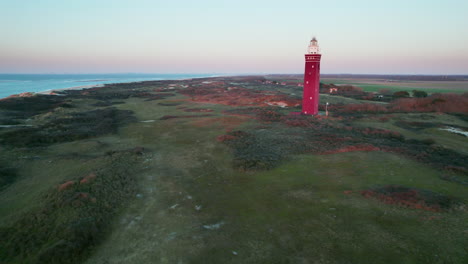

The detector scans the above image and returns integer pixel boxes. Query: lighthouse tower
[302,37,322,115]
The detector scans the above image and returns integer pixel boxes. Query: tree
[412,90,428,98]
[393,91,410,98]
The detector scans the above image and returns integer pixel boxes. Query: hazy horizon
[1,0,467,75]
[1,73,467,76]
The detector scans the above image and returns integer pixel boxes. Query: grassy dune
[0,77,467,263]
[321,78,468,94]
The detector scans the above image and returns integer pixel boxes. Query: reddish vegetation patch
[322,144,380,154]
[256,110,283,122]
[58,180,75,191]
[217,130,250,143]
[80,173,97,184]
[390,94,468,113]
[69,192,97,207]
[131,146,145,155]
[217,134,237,142]
[183,108,214,113]
[360,185,458,212]
[224,108,284,122]
[76,192,90,199]
[281,114,333,127]
[361,189,439,211]
[0,92,35,101]
[341,103,387,113]
[160,114,214,120]
[179,85,300,107]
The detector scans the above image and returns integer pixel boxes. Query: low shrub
[1,108,136,147]
[0,95,72,119]
[361,185,461,211]
[0,166,17,189]
[220,130,285,170]
[339,103,388,114]
[412,90,428,98]
[218,119,467,174]
[393,91,410,98]
[256,110,283,122]
[0,149,143,263]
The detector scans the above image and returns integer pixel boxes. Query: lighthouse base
[289,111,323,116]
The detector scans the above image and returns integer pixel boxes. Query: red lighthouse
[302,37,322,115]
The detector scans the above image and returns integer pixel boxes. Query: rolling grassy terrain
[0,76,467,263]
[320,78,468,94]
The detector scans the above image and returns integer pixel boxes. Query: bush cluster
[1,108,136,147]
[218,116,468,174]
[220,130,286,170]
[0,95,72,119]
[0,165,17,190]
[0,149,143,263]
[361,185,460,211]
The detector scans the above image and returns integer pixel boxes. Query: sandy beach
[36,84,104,95]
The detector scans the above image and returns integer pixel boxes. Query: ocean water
[0,73,213,98]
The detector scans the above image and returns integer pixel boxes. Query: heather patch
[218,116,467,173]
[0,108,135,147]
[361,185,461,211]
[179,82,300,107]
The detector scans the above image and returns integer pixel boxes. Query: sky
[0,0,467,74]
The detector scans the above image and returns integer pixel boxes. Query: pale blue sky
[1,0,467,74]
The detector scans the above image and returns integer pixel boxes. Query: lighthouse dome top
[307,37,320,55]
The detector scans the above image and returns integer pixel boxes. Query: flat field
[321,78,468,94]
[0,76,467,264]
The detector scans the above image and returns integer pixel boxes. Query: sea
[0,73,214,99]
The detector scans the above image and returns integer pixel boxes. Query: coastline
[34,75,223,96]
[0,74,221,99]
[36,84,104,95]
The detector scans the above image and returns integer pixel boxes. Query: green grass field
[0,77,467,263]
[321,78,468,94]
[84,100,467,264]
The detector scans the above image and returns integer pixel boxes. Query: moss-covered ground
[0,77,466,263]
